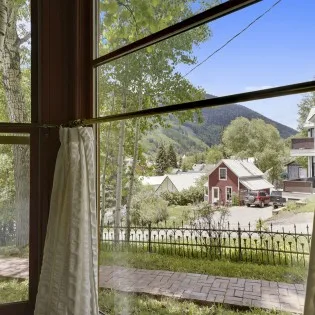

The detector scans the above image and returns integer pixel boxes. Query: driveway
[222,205,314,234]
[217,205,273,229]
[265,212,313,234]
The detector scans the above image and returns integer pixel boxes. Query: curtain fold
[35,127,99,315]
[304,212,315,315]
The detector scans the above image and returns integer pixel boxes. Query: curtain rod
[92,0,261,67]
[0,80,314,129]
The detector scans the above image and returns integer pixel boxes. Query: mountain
[141,94,297,155]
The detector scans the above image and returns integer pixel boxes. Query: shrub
[131,186,169,225]
[231,192,240,206]
[161,186,204,206]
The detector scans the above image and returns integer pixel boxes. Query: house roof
[221,159,264,177]
[167,173,204,192]
[140,175,167,186]
[303,107,315,128]
[240,178,274,191]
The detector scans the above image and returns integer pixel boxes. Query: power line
[184,0,283,77]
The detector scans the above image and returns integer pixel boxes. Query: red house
[206,159,274,205]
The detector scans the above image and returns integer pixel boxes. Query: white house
[140,173,204,194]
[291,108,315,178]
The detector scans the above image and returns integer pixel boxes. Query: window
[226,186,232,201]
[0,0,32,310]
[93,0,315,314]
[219,168,227,180]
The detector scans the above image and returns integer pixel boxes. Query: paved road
[266,212,314,234]
[214,205,273,229]
[218,206,313,234]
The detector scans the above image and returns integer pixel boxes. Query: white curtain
[34,127,99,315]
[305,212,315,314]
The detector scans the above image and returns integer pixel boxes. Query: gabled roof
[240,178,274,191]
[167,173,204,192]
[140,175,167,186]
[221,159,263,177]
[304,107,315,128]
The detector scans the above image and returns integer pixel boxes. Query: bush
[131,186,169,225]
[231,192,240,206]
[161,186,204,206]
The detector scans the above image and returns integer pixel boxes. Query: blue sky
[181,0,315,129]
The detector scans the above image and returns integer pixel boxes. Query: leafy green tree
[98,0,214,239]
[297,92,315,132]
[155,143,168,175]
[167,144,177,168]
[0,1,31,247]
[205,145,223,164]
[131,185,169,225]
[222,118,289,183]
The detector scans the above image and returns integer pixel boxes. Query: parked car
[245,191,270,208]
[270,190,286,209]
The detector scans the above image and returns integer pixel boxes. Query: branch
[18,32,31,46]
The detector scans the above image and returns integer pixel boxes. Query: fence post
[148,221,152,253]
[238,224,242,261]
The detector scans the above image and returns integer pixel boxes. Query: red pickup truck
[245,191,270,208]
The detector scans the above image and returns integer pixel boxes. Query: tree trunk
[126,118,140,241]
[114,119,125,241]
[0,0,8,67]
[100,122,112,239]
[114,88,127,242]
[2,4,30,248]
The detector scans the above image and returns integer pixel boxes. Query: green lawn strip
[166,205,193,226]
[99,289,289,315]
[0,245,29,258]
[100,251,307,284]
[284,197,315,213]
[0,277,28,304]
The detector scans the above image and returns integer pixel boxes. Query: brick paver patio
[0,258,306,313]
[99,265,306,314]
[0,257,29,279]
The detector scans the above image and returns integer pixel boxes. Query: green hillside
[141,97,297,156]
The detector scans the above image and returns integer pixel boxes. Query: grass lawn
[99,251,308,284]
[0,277,28,304]
[99,289,289,314]
[0,245,29,258]
[167,205,193,226]
[285,197,315,213]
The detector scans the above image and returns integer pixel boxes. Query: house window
[226,187,232,201]
[219,168,227,180]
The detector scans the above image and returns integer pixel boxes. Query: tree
[155,143,168,175]
[167,144,177,168]
[98,0,213,240]
[0,1,31,247]
[205,145,223,164]
[222,118,289,183]
[297,92,315,132]
[131,185,169,225]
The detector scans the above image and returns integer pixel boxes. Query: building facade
[206,159,274,205]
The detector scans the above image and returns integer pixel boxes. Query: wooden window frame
[226,186,233,201]
[1,0,314,314]
[219,168,227,181]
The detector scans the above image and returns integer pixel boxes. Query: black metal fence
[100,221,312,266]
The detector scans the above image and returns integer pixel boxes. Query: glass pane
[0,134,30,303]
[0,1,31,123]
[97,109,312,313]
[96,0,225,57]
[97,0,315,118]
